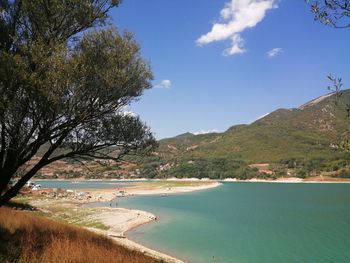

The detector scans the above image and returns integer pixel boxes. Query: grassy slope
[0,207,156,263]
[148,91,350,178]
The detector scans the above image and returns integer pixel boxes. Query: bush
[337,169,350,178]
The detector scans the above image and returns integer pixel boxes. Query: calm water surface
[117,183,350,263]
[34,179,146,189]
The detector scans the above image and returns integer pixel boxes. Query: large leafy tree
[0,0,156,206]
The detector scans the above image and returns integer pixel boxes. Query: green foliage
[337,169,350,178]
[148,157,259,180]
[141,162,159,179]
[0,0,156,205]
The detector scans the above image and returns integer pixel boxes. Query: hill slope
[138,91,350,179]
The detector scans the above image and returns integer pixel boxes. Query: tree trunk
[0,159,48,207]
[0,184,21,207]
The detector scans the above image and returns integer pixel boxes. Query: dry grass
[0,207,157,263]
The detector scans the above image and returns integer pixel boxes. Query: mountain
[139,90,350,179]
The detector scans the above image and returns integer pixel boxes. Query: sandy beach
[87,207,183,263]
[121,180,221,195]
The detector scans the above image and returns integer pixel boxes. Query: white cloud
[196,0,278,56]
[267,47,282,58]
[223,34,246,56]
[155,79,172,89]
[192,129,219,135]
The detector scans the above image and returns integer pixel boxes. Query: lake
[33,179,145,189]
[117,182,350,263]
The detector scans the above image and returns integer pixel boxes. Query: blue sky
[110,0,350,139]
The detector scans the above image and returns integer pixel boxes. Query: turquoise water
[117,183,350,263]
[33,179,146,189]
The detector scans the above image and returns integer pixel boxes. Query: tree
[307,0,350,28]
[0,0,157,206]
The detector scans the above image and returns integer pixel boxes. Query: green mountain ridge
[138,90,350,179]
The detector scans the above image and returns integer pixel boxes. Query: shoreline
[90,181,221,263]
[86,208,183,263]
[220,177,350,183]
[25,181,221,263]
[100,177,350,262]
[25,177,350,262]
[33,176,350,184]
[80,177,350,261]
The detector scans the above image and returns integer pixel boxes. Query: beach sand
[74,180,221,203]
[87,207,182,263]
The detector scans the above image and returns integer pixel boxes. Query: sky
[109,0,350,139]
